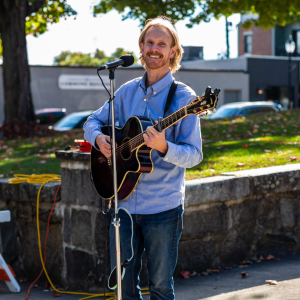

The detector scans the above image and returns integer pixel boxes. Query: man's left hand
[143,121,168,154]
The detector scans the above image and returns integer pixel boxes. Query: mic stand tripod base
[109,69,123,300]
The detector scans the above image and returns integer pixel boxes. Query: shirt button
[165,158,168,161]
[153,92,156,95]
[143,98,146,101]
[133,189,136,192]
[176,163,179,165]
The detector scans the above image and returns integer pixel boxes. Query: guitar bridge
[107,157,112,166]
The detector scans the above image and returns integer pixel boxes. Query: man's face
[140,26,177,71]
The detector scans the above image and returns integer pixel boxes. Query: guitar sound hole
[120,137,132,161]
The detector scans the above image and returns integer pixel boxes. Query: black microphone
[97,54,134,71]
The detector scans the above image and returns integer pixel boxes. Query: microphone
[97,54,134,71]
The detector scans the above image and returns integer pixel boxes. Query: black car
[35,108,66,125]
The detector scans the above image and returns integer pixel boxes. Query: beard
[142,52,170,70]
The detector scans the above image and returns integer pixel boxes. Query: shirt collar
[139,71,174,95]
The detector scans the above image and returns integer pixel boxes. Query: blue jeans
[109,205,183,300]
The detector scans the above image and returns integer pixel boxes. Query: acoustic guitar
[90,86,220,200]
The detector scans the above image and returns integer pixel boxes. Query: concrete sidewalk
[1,252,300,300]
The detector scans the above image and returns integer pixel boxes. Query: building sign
[58,74,109,90]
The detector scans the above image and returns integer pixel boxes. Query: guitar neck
[129,106,187,151]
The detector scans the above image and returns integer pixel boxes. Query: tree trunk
[0,0,35,124]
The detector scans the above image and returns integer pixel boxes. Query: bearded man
[84,16,202,300]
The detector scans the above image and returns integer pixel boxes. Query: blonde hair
[138,16,184,74]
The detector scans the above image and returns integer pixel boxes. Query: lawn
[0,108,299,180]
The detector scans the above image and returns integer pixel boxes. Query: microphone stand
[109,68,122,300]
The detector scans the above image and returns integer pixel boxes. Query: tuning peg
[205,111,209,116]
[211,108,216,114]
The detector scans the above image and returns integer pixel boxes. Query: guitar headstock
[186,86,221,117]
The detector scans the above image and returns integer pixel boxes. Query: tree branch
[26,0,46,16]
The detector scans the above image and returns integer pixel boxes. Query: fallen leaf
[237,162,245,167]
[180,270,190,279]
[208,169,215,172]
[201,272,209,276]
[37,160,47,164]
[265,255,275,261]
[289,156,299,162]
[242,144,249,148]
[266,280,278,285]
[189,271,197,277]
[51,292,61,297]
[264,149,272,153]
[241,272,249,278]
[275,141,282,145]
[225,267,233,270]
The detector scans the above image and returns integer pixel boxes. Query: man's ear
[170,45,178,58]
[139,42,144,53]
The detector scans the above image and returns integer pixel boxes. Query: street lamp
[285,35,296,109]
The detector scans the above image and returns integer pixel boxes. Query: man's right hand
[96,135,116,158]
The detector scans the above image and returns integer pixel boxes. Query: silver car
[210,102,282,119]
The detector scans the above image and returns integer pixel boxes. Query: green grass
[0,109,300,180]
[186,108,300,180]
[0,130,83,178]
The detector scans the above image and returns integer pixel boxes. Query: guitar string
[114,101,211,158]
[114,107,187,158]
[115,108,186,156]
[113,109,185,158]
[114,96,215,157]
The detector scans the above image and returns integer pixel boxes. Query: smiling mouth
[148,54,161,59]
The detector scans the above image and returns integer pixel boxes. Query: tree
[93,0,300,29]
[0,0,76,134]
[53,48,138,67]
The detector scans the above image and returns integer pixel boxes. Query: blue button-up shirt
[84,71,202,214]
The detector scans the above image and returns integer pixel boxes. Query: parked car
[50,110,94,131]
[209,102,282,119]
[35,108,66,125]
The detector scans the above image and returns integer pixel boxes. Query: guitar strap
[164,81,178,117]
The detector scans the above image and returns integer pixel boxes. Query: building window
[245,35,252,54]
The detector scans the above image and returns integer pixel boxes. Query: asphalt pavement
[1,252,300,300]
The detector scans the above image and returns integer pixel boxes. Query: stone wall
[0,150,299,292]
[178,164,300,274]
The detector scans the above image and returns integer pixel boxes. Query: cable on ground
[9,174,149,299]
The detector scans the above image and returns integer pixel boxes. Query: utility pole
[225,16,232,59]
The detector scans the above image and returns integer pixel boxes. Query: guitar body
[90,116,153,200]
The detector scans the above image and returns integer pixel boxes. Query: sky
[26,0,240,66]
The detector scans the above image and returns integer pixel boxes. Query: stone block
[0,179,61,203]
[63,207,71,243]
[65,247,105,291]
[177,239,214,272]
[280,198,296,230]
[185,176,250,207]
[71,209,93,251]
[61,165,101,206]
[182,204,229,240]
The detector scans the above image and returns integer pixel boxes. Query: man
[84,16,202,300]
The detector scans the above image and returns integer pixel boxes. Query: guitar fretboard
[128,107,187,152]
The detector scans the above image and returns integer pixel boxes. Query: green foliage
[93,0,195,25]
[110,47,138,62]
[0,0,77,57]
[53,48,138,66]
[94,49,107,60]
[25,0,77,37]
[93,0,300,29]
